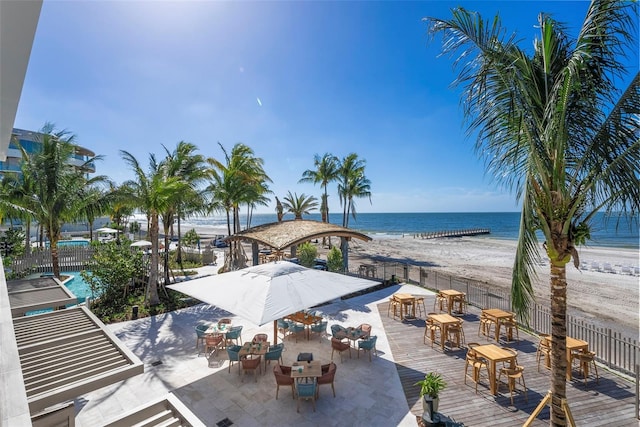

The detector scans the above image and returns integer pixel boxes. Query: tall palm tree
[299,153,340,223]
[281,191,318,219]
[338,153,372,227]
[206,143,271,269]
[0,169,36,254]
[159,141,207,273]
[426,2,639,425]
[17,123,106,278]
[120,150,188,305]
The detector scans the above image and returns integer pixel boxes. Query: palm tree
[281,191,318,219]
[299,153,340,223]
[16,123,106,278]
[159,141,207,272]
[206,143,271,269]
[120,150,188,305]
[337,153,372,227]
[426,2,639,425]
[0,169,36,254]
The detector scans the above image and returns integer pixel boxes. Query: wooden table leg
[489,360,497,394]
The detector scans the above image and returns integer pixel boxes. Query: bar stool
[433,292,447,312]
[387,297,400,319]
[536,334,551,372]
[573,350,599,386]
[423,314,441,347]
[447,319,465,348]
[500,315,520,342]
[478,312,494,338]
[413,295,427,318]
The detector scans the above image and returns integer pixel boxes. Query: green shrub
[327,247,343,272]
[298,242,317,268]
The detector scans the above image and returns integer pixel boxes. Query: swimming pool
[50,239,91,247]
[27,270,94,303]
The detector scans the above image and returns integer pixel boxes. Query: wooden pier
[414,228,490,239]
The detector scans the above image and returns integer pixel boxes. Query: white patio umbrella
[96,227,118,234]
[130,240,152,247]
[167,261,378,343]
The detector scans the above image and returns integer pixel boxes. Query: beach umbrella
[167,261,377,343]
[96,227,118,234]
[130,240,152,247]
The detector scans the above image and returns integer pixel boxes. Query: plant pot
[421,395,439,423]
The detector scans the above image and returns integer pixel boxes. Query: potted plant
[414,372,446,421]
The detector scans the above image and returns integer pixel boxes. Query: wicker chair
[252,333,268,343]
[195,324,209,350]
[331,337,351,362]
[264,343,285,372]
[226,344,242,374]
[241,356,261,382]
[357,323,372,339]
[273,364,294,399]
[357,335,378,362]
[317,362,337,397]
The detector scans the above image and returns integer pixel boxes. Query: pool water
[27,270,94,303]
[60,271,94,303]
[47,239,91,247]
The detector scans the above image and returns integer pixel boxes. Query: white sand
[348,235,639,338]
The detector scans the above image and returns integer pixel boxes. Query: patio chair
[252,333,268,343]
[273,364,294,399]
[330,324,348,340]
[317,362,337,398]
[536,334,551,372]
[572,350,599,386]
[434,292,447,312]
[357,335,377,362]
[452,293,467,314]
[464,343,488,394]
[218,318,232,327]
[309,320,328,341]
[478,312,494,338]
[277,318,290,340]
[331,337,351,362]
[423,315,441,347]
[204,333,224,358]
[498,365,527,405]
[225,325,243,347]
[296,380,317,412]
[500,315,520,342]
[447,320,465,349]
[287,322,306,342]
[413,295,427,318]
[241,356,261,382]
[357,323,372,339]
[226,344,242,374]
[264,343,284,372]
[387,297,400,319]
[195,324,209,350]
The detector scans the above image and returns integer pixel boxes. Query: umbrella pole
[273,319,278,345]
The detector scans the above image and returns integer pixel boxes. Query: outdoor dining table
[438,289,465,315]
[566,336,589,380]
[287,312,323,340]
[481,308,515,342]
[393,293,416,320]
[290,360,322,380]
[472,344,518,395]
[205,323,232,347]
[239,341,269,359]
[427,313,461,350]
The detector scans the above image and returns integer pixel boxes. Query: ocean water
[183,212,639,250]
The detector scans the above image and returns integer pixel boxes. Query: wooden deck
[379,296,638,426]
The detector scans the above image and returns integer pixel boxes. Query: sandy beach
[183,223,639,340]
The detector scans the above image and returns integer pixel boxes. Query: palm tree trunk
[24,220,31,255]
[148,212,160,305]
[176,207,183,265]
[549,262,569,426]
[51,240,60,278]
[163,222,171,285]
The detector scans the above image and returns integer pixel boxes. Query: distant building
[0,128,96,177]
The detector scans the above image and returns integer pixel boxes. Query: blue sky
[14,1,637,214]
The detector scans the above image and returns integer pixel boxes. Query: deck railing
[352,260,639,377]
[8,247,96,276]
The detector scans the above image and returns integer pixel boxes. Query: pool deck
[73,272,638,426]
